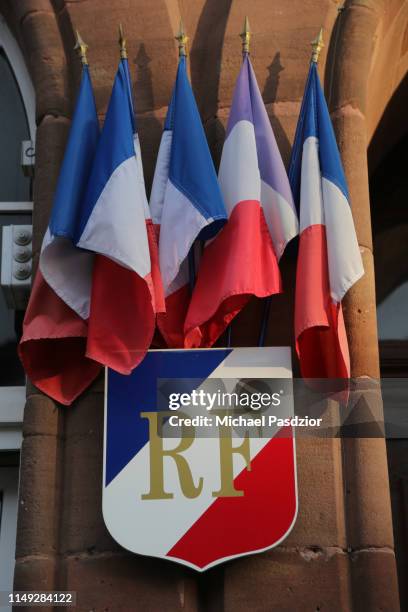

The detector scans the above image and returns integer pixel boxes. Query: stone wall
[1,0,406,609]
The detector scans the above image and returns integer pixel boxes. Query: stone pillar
[329,1,400,609]
[13,392,63,594]
[12,0,69,600]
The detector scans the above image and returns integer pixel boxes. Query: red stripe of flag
[185,200,282,348]
[18,270,101,405]
[295,224,350,379]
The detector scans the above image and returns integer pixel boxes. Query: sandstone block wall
[1,0,405,609]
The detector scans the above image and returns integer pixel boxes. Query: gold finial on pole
[311,28,324,63]
[175,20,188,57]
[74,30,88,65]
[118,23,128,59]
[240,16,251,55]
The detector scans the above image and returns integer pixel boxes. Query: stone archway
[366,7,408,607]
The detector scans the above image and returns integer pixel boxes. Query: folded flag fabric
[290,61,364,379]
[76,57,164,374]
[184,54,298,348]
[150,55,227,348]
[19,64,101,405]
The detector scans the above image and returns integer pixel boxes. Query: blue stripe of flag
[288,62,349,211]
[106,349,232,486]
[75,60,135,241]
[49,66,99,240]
[167,57,227,240]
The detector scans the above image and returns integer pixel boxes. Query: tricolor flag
[76,57,163,374]
[150,55,227,348]
[184,54,298,348]
[290,61,364,379]
[19,64,101,405]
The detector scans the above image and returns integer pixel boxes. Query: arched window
[0,49,31,200]
[0,16,35,204]
[0,17,35,607]
[0,17,35,389]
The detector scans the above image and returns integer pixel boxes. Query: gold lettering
[212,414,251,497]
[140,411,203,500]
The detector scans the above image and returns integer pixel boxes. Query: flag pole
[175,20,196,293]
[175,19,188,57]
[310,27,324,63]
[254,11,271,347]
[258,298,271,347]
[240,16,251,55]
[259,27,324,348]
[74,30,89,65]
[118,23,128,59]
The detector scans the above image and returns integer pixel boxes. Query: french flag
[184,54,298,348]
[290,61,364,380]
[150,55,227,348]
[19,64,101,406]
[76,57,164,374]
